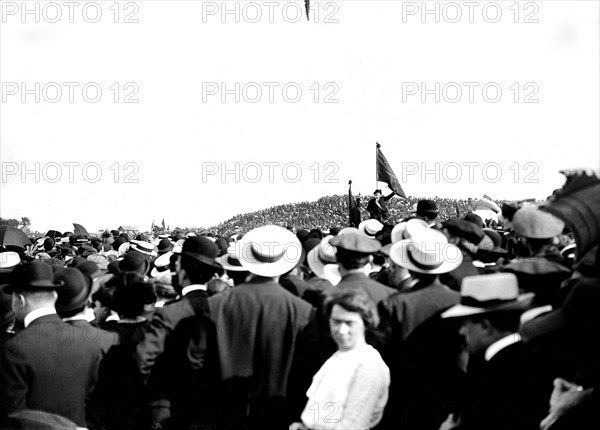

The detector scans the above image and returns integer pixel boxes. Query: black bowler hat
[54,267,93,314]
[180,237,222,269]
[157,239,174,254]
[1,261,64,294]
[416,199,439,216]
[119,252,149,275]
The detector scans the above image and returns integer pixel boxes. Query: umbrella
[73,223,89,237]
[45,230,62,239]
[0,225,31,248]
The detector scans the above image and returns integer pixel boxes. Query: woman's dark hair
[324,289,380,330]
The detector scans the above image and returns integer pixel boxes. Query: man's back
[209,277,314,398]
[0,314,105,427]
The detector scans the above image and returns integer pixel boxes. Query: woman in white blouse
[290,289,390,430]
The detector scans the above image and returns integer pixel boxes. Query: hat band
[461,296,518,308]
[227,256,243,267]
[251,246,284,264]
[407,250,443,270]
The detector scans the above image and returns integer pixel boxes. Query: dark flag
[305,0,310,20]
[348,180,361,227]
[376,143,406,198]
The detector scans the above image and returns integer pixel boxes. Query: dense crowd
[212,195,523,236]
[0,170,598,430]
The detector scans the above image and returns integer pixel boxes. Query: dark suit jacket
[209,278,315,398]
[367,194,394,222]
[459,341,549,430]
[324,272,397,305]
[135,289,216,428]
[0,314,107,426]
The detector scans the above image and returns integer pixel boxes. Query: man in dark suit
[367,189,396,223]
[209,225,317,430]
[441,273,549,430]
[134,236,223,429]
[0,261,106,428]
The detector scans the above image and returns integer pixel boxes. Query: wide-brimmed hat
[389,228,463,274]
[1,261,64,294]
[216,244,248,272]
[151,251,174,278]
[513,206,565,239]
[307,236,337,280]
[358,219,384,238]
[130,241,157,257]
[179,237,222,269]
[0,251,21,273]
[442,273,534,318]
[336,227,361,236]
[482,228,508,254]
[443,219,485,245]
[54,267,93,314]
[391,218,429,243]
[237,225,302,277]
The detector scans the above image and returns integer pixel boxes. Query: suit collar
[182,284,207,296]
[24,306,57,328]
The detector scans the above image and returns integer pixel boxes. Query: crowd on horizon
[0,170,598,430]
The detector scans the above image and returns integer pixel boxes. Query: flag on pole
[348,180,360,227]
[305,0,310,20]
[376,143,406,198]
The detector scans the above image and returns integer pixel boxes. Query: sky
[1,0,599,233]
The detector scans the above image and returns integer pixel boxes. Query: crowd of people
[0,169,598,430]
[211,195,519,237]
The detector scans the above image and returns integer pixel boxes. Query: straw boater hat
[150,251,174,278]
[336,227,361,236]
[0,251,21,273]
[237,225,302,277]
[389,228,463,274]
[391,218,429,243]
[130,241,157,257]
[441,273,534,319]
[216,244,248,272]
[358,219,384,238]
[307,236,337,280]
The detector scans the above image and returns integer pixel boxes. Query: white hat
[442,273,534,318]
[358,219,384,237]
[336,227,360,236]
[391,218,429,243]
[237,225,302,277]
[307,236,337,280]
[0,251,20,272]
[389,228,463,274]
[130,241,157,257]
[475,198,501,213]
[150,251,173,278]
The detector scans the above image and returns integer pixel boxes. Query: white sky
[1,0,599,233]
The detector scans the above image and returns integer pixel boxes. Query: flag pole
[375,142,379,191]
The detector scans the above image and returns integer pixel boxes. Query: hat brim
[442,293,535,319]
[179,251,223,270]
[2,280,64,295]
[237,227,302,277]
[216,254,248,272]
[390,240,463,275]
